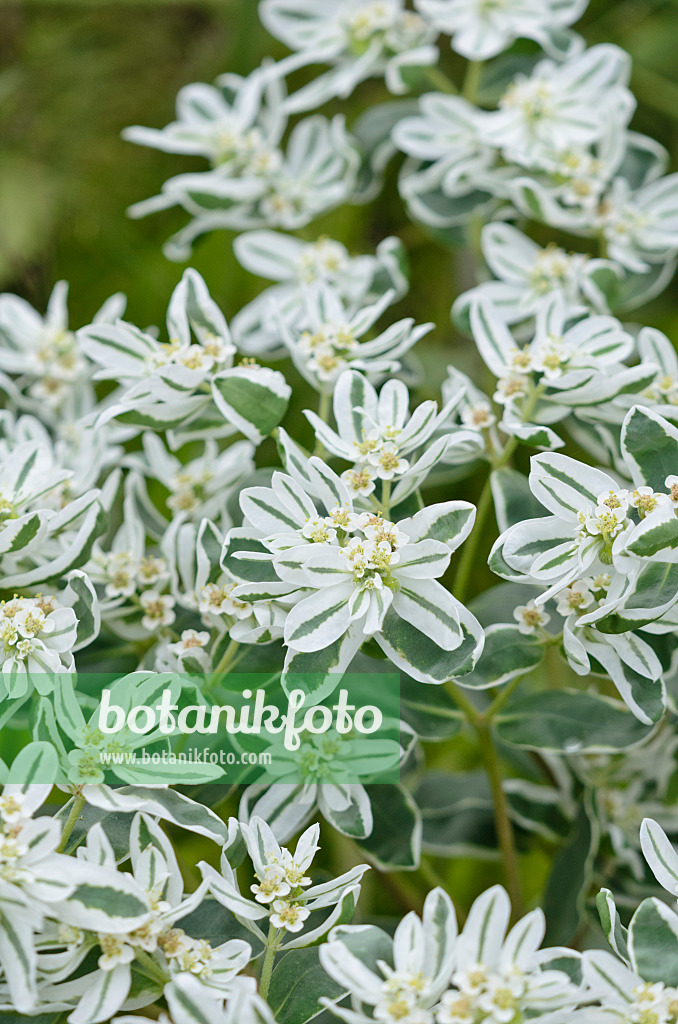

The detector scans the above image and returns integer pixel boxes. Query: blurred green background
[3,0,678,354]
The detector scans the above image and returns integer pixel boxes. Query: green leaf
[212,366,291,444]
[267,949,345,1024]
[400,678,463,740]
[543,801,598,946]
[496,690,654,751]
[596,562,678,632]
[622,405,678,490]
[6,742,58,785]
[596,889,629,962]
[491,467,549,532]
[458,624,544,689]
[629,898,678,985]
[357,784,421,870]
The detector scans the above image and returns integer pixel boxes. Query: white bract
[321,885,584,1023]
[468,293,653,448]
[232,231,408,357]
[260,0,438,111]
[200,816,369,947]
[280,283,432,393]
[3,6,678,1024]
[453,224,618,326]
[78,267,291,445]
[125,65,360,259]
[415,0,587,60]
[304,369,481,503]
[225,458,483,682]
[0,283,126,418]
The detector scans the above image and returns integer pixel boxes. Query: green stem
[211,638,241,681]
[424,65,458,94]
[476,718,524,917]
[56,790,86,853]
[453,473,494,605]
[454,377,545,604]
[462,60,483,102]
[485,672,526,718]
[313,391,332,456]
[444,681,524,915]
[259,923,281,1000]
[380,479,391,517]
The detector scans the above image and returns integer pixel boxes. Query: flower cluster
[4,2,678,1024]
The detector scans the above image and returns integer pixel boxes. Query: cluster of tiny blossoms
[5,2,678,1024]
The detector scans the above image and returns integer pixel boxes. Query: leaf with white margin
[282,627,364,698]
[640,817,678,896]
[594,561,678,632]
[212,365,291,444]
[398,500,476,551]
[469,298,514,377]
[583,633,665,725]
[622,404,678,490]
[496,516,577,578]
[529,452,617,521]
[62,570,100,652]
[68,963,131,1024]
[0,510,50,557]
[456,885,510,969]
[375,603,484,683]
[629,897,678,986]
[80,785,229,844]
[596,888,629,963]
[319,784,373,841]
[622,503,678,562]
[6,741,58,785]
[77,321,158,379]
[391,578,462,651]
[459,624,544,689]
[0,907,39,1013]
[50,859,150,932]
[283,581,355,653]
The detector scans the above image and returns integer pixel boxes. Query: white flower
[232,233,408,357]
[454,224,618,327]
[484,45,633,159]
[461,401,495,430]
[0,282,125,415]
[251,864,292,903]
[97,932,136,971]
[468,293,649,447]
[260,0,437,112]
[597,172,678,272]
[282,284,432,393]
[555,579,595,617]
[415,0,587,61]
[139,590,176,631]
[198,581,252,622]
[0,594,78,697]
[666,475,678,507]
[513,600,550,635]
[269,899,311,932]
[628,485,668,519]
[168,629,210,655]
[305,370,478,506]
